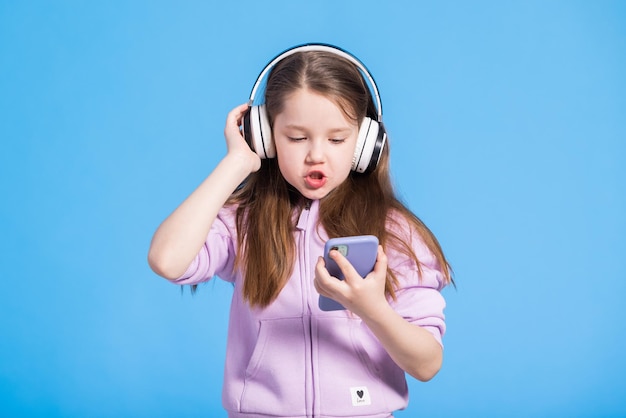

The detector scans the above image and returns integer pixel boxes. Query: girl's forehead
[276,88,359,125]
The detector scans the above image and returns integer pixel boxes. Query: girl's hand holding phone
[314,245,389,319]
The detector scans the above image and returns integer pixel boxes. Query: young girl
[149,44,452,418]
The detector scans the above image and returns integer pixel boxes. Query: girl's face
[273,88,359,201]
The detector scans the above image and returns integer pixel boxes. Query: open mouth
[305,171,327,189]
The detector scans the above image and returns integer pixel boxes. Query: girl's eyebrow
[284,124,307,131]
[284,124,352,134]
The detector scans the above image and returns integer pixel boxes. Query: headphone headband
[247,43,383,122]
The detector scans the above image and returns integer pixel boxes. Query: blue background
[1,1,625,417]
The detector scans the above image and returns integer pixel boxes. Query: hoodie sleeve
[386,224,448,347]
[171,206,238,285]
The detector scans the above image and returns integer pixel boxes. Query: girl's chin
[295,185,334,201]
[300,190,330,201]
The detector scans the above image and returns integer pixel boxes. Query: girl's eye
[288,137,307,142]
[330,138,346,144]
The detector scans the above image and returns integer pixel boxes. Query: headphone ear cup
[242,104,276,159]
[352,117,386,173]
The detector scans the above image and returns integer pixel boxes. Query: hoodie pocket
[240,317,307,415]
[316,316,385,415]
[315,316,406,416]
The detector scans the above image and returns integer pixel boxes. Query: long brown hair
[228,51,452,307]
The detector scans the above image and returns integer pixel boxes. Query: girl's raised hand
[314,245,389,319]
[224,103,261,173]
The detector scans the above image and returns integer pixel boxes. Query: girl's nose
[305,139,325,164]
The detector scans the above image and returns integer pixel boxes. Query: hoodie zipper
[297,199,314,417]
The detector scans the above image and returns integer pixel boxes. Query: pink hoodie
[173,199,447,418]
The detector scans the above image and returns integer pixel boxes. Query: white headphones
[242,43,387,174]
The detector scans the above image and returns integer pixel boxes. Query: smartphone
[318,235,379,311]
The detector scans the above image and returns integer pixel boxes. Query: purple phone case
[318,235,379,311]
